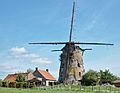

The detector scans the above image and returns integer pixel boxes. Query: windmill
[29,2,113,84]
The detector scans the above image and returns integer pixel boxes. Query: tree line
[82,69,119,86]
[0,69,119,88]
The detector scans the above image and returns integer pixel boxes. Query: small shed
[27,77,42,87]
[112,80,120,87]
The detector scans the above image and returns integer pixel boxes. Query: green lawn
[1,88,79,93]
[0,86,120,93]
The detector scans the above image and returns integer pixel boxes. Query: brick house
[4,68,56,86]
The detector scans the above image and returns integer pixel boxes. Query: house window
[42,81,46,86]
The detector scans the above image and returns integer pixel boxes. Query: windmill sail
[69,2,75,42]
[29,42,113,45]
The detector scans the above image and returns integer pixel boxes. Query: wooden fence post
[109,86,111,93]
[92,86,94,92]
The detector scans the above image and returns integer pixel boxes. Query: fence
[45,85,120,93]
[0,80,120,93]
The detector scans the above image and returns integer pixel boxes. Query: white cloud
[10,47,27,55]
[31,58,52,64]
[0,65,18,70]
[9,47,52,64]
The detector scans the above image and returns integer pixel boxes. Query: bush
[16,74,25,82]
[82,70,100,86]
[1,81,8,87]
[16,82,22,88]
[9,82,16,88]
[22,82,28,88]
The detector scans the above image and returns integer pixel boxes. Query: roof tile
[38,70,56,81]
[4,74,16,82]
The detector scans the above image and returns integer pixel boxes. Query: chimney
[35,67,38,71]
[46,69,49,72]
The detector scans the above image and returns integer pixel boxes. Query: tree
[83,70,100,86]
[99,69,119,84]
[82,69,120,86]
[16,74,25,82]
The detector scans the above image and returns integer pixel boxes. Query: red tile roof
[4,72,29,82]
[112,80,120,83]
[38,70,56,81]
[4,74,16,82]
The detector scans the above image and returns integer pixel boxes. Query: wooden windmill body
[29,2,113,84]
[59,44,84,84]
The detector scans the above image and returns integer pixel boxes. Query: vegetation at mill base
[83,70,99,86]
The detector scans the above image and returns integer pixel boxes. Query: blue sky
[0,0,120,79]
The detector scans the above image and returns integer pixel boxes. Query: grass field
[0,85,120,93]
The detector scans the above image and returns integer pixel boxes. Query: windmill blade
[82,48,92,51]
[29,42,68,45]
[69,2,75,42]
[73,42,114,46]
[82,48,92,55]
[29,42,114,45]
[51,50,61,52]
